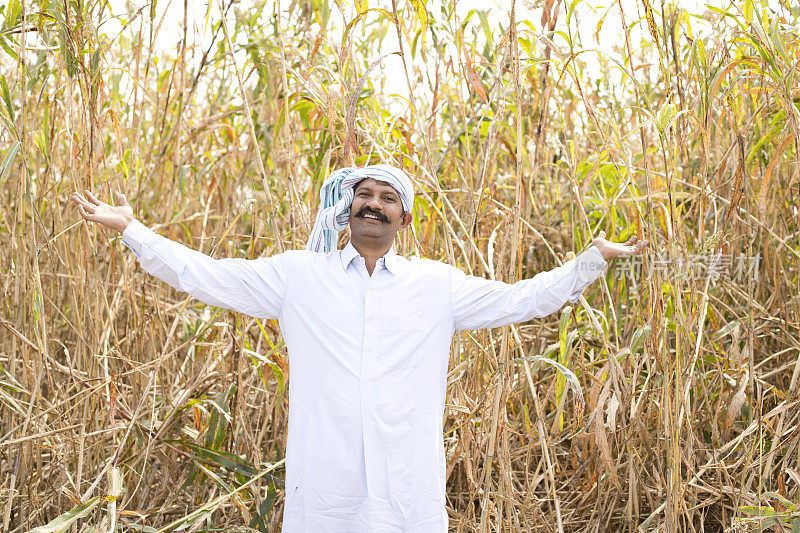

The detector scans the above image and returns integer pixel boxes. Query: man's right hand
[71,190,135,233]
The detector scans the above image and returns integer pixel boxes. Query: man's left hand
[592,231,648,261]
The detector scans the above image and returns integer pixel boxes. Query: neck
[351,238,392,276]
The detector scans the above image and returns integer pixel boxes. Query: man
[71,164,647,532]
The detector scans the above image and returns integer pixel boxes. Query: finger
[78,204,94,221]
[116,192,129,206]
[598,230,606,239]
[72,193,93,210]
[84,190,102,205]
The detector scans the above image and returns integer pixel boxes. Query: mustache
[354,206,389,222]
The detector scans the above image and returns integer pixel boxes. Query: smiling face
[349,178,413,250]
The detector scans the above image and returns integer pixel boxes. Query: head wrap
[306,164,415,253]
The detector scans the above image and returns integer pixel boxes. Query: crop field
[0,0,799,531]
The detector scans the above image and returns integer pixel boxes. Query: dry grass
[1,0,799,531]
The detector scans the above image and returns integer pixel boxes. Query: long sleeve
[121,219,288,319]
[449,245,608,331]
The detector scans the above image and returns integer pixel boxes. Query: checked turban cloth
[306,164,415,253]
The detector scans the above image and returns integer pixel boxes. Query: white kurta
[121,220,608,532]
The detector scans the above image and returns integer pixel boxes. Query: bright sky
[107,0,743,44]
[100,0,790,111]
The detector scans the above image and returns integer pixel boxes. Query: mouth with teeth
[355,207,389,223]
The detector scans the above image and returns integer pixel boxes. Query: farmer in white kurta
[71,165,647,532]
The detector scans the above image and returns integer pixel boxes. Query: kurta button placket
[362,274,378,517]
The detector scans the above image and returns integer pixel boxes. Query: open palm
[71,190,134,233]
[592,230,649,261]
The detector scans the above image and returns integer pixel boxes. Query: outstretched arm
[449,232,648,331]
[70,191,287,319]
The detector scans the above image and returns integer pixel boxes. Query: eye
[357,191,369,197]
[383,196,397,202]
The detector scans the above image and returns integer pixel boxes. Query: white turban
[306,164,415,253]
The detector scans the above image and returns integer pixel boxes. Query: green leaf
[697,38,707,69]
[656,103,676,133]
[0,141,21,189]
[3,0,21,30]
[739,504,776,516]
[0,75,12,120]
[173,440,260,477]
[477,10,493,48]
[48,3,68,31]
[186,444,252,476]
[195,460,236,493]
[249,482,277,533]
[204,384,236,450]
[713,320,741,340]
[65,47,77,78]
[762,492,798,512]
[409,0,428,56]
[90,47,100,74]
[121,525,157,533]
[508,354,586,423]
[341,8,395,52]
[411,28,422,58]
[567,0,582,26]
[558,305,572,361]
[410,0,428,28]
[631,325,651,354]
[521,403,531,434]
[554,30,572,47]
[0,35,19,62]
[248,326,286,403]
[30,497,102,533]
[744,0,753,24]
[770,20,789,62]
[682,10,694,39]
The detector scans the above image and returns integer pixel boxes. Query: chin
[356,230,388,240]
[352,224,395,241]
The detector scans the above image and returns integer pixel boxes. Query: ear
[399,211,413,230]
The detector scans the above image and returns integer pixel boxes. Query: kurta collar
[340,241,405,275]
[340,241,361,271]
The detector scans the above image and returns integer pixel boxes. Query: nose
[364,194,382,210]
